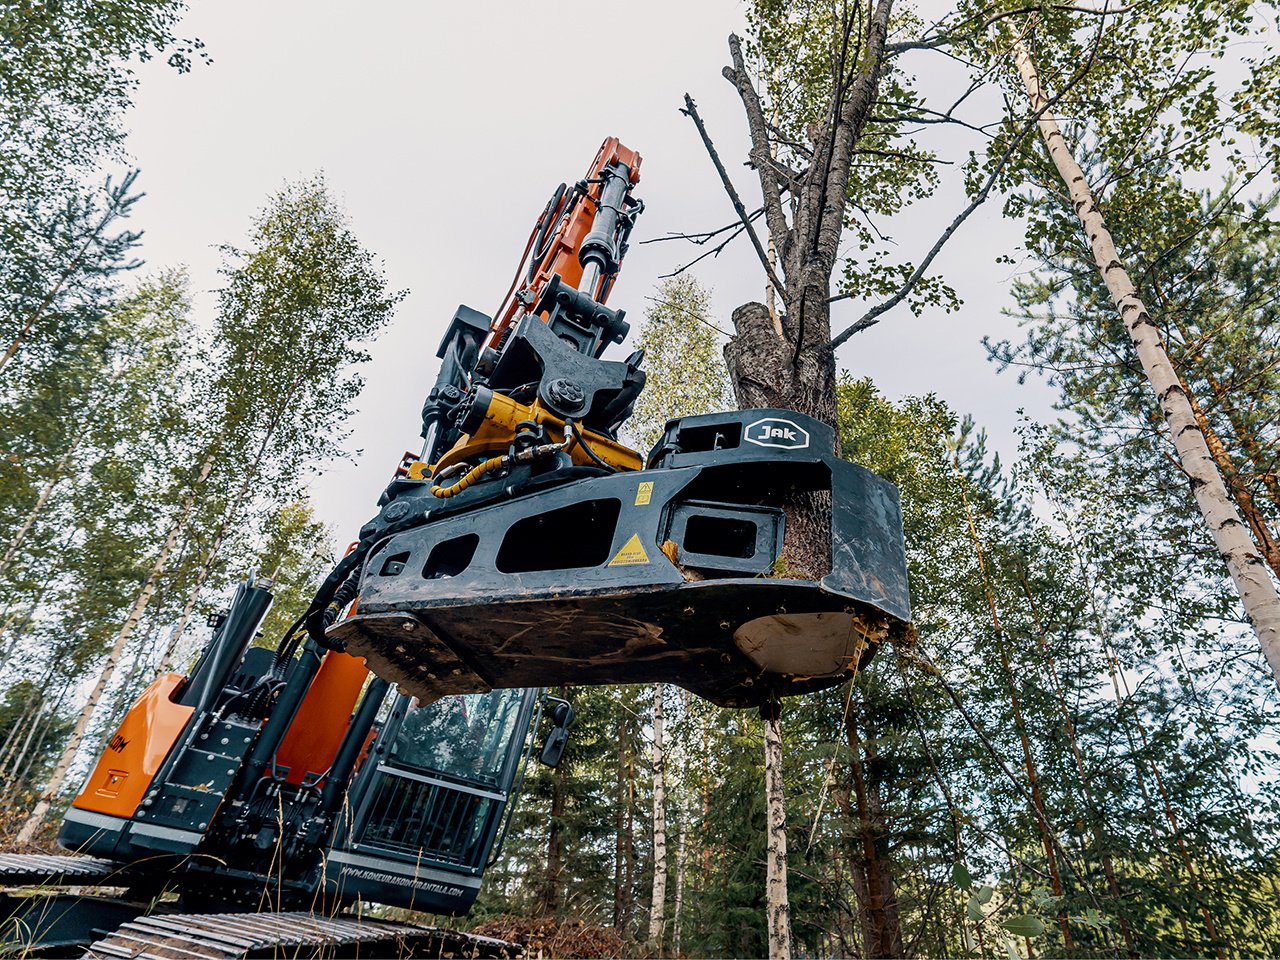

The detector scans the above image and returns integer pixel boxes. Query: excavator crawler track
[0,853,123,886]
[82,910,520,959]
[0,854,520,958]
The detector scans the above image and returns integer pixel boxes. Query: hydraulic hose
[304,544,368,652]
[569,419,617,473]
[430,454,507,498]
[430,420,579,499]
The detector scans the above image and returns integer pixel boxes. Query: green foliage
[624,275,732,452]
[0,0,203,193]
[0,0,202,378]
[253,500,334,649]
[742,0,960,317]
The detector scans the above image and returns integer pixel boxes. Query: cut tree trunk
[1012,33,1280,688]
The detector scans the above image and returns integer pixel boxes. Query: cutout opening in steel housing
[496,498,622,573]
[424,534,480,580]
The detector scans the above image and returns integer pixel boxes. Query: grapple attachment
[328,409,910,708]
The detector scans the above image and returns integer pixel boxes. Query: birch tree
[17,176,400,842]
[646,684,668,950]
[987,16,1280,685]
[0,0,202,376]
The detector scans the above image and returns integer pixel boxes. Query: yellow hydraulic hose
[431,455,508,498]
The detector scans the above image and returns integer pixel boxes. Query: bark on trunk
[15,452,216,844]
[1012,34,1280,686]
[843,702,904,958]
[715,2,894,578]
[613,704,628,932]
[647,684,668,949]
[762,702,792,960]
[539,752,568,916]
[1182,377,1280,579]
[1211,379,1280,514]
[673,813,687,956]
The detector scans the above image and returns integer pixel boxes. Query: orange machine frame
[273,650,371,785]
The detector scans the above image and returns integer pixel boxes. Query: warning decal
[635,481,654,506]
[608,533,651,566]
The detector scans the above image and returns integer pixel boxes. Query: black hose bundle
[303,544,369,652]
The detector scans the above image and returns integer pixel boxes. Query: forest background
[2,1,1279,958]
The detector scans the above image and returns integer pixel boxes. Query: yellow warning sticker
[635,481,654,506]
[608,533,651,566]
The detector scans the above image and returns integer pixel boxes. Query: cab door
[320,687,538,914]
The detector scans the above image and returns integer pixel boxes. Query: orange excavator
[3,138,910,958]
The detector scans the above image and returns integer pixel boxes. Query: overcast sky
[122,0,1060,546]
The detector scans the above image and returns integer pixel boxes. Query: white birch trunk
[9,699,49,784]
[158,392,294,672]
[16,452,217,844]
[764,710,792,959]
[157,484,248,672]
[673,689,691,956]
[1012,36,1280,687]
[647,683,668,949]
[673,817,687,956]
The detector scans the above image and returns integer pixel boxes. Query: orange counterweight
[71,673,194,820]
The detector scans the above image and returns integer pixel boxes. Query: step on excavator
[3,138,910,957]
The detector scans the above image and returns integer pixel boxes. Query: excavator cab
[320,685,561,913]
[57,578,570,916]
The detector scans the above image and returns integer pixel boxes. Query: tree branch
[723,34,792,263]
[830,110,1037,346]
[681,93,787,301]
[659,212,762,278]
[886,2,1133,54]
[830,25,1104,347]
[639,209,762,246]
[813,0,894,271]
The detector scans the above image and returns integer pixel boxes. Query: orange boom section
[491,137,642,344]
[71,673,194,820]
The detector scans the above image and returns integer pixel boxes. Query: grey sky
[123,0,1059,544]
